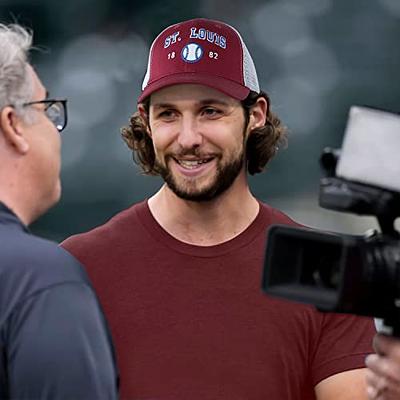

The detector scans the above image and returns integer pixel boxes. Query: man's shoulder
[0,225,83,277]
[258,201,302,227]
[62,201,145,251]
[0,227,91,323]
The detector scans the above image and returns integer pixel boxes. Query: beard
[156,145,245,202]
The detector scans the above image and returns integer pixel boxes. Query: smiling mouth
[174,158,214,169]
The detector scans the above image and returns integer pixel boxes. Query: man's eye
[202,107,221,117]
[158,110,175,119]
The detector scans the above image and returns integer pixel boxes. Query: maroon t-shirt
[62,200,375,400]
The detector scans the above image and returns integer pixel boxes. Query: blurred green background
[1,0,399,241]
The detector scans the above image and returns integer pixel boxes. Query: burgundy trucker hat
[138,18,260,103]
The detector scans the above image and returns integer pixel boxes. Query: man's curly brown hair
[121,90,287,176]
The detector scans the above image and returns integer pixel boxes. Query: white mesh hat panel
[231,27,260,93]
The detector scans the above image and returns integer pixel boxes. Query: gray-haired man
[0,23,118,399]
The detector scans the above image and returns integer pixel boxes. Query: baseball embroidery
[181,43,203,63]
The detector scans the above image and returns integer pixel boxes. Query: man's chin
[166,181,224,202]
[47,181,62,210]
[161,154,244,202]
[54,180,62,202]
[174,191,215,202]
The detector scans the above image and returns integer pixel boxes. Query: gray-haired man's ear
[0,107,29,154]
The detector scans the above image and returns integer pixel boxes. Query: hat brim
[137,72,251,103]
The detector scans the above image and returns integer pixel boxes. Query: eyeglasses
[22,99,68,133]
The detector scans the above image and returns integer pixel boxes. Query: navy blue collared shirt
[0,203,118,399]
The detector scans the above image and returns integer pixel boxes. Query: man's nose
[176,116,203,149]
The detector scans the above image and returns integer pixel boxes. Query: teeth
[178,159,211,169]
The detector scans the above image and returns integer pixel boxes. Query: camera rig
[262,106,400,336]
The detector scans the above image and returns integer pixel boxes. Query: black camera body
[262,106,400,336]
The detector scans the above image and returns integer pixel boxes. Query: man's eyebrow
[198,98,231,107]
[152,99,232,109]
[152,102,175,110]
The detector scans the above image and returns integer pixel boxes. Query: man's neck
[148,183,260,246]
[0,178,35,226]
[0,195,30,225]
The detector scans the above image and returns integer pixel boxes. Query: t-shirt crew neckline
[135,199,271,258]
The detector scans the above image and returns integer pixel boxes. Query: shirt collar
[0,202,30,233]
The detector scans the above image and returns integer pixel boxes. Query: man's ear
[137,103,151,137]
[248,97,268,132]
[0,107,30,154]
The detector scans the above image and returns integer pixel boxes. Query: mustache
[165,147,217,159]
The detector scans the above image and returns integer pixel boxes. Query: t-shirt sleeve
[5,282,118,400]
[311,311,376,386]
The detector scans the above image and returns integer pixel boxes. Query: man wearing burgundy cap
[62,18,375,399]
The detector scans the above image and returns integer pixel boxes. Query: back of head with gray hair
[0,24,34,118]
